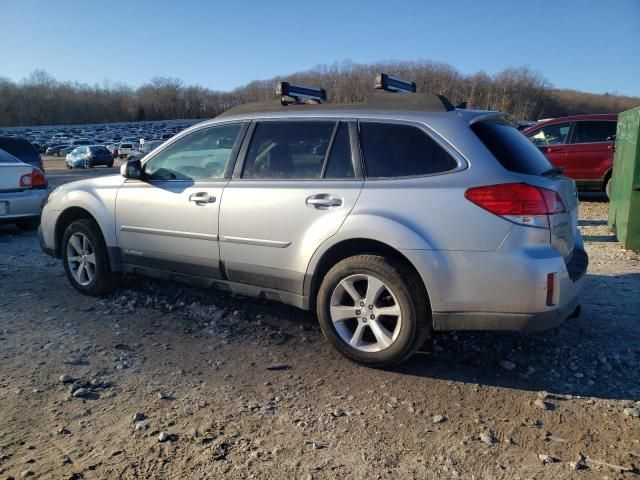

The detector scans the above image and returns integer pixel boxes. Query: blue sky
[1,0,638,96]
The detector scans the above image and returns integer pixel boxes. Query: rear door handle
[306,194,343,208]
[189,192,216,204]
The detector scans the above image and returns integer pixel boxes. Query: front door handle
[306,194,343,208]
[189,192,216,204]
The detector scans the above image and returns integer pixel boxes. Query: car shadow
[581,234,617,242]
[578,191,608,203]
[578,219,607,227]
[390,272,640,401]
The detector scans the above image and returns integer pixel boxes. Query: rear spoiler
[463,111,514,126]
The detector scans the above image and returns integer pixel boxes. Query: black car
[0,136,45,172]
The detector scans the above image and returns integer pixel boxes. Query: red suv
[523,114,617,197]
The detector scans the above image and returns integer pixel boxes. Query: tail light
[465,183,566,228]
[20,168,47,188]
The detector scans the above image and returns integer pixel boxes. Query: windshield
[472,121,553,175]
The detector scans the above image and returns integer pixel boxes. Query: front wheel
[316,255,430,367]
[62,219,118,295]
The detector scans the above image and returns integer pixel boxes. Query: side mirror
[120,159,143,179]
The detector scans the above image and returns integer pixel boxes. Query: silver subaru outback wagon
[39,78,587,367]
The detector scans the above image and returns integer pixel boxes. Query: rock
[64,356,85,365]
[132,412,145,422]
[570,454,588,471]
[266,364,292,371]
[21,470,35,478]
[623,407,640,418]
[71,380,89,392]
[534,399,553,410]
[158,431,175,442]
[59,374,74,383]
[134,422,147,431]
[539,454,558,464]
[479,431,496,444]
[58,426,70,435]
[72,388,89,398]
[157,391,170,400]
[499,360,516,371]
[432,415,447,424]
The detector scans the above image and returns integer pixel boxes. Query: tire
[316,254,430,367]
[66,164,72,169]
[605,177,612,200]
[107,162,114,168]
[62,219,118,296]
[16,219,39,230]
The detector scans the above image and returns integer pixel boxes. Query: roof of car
[217,91,455,119]
[524,114,618,133]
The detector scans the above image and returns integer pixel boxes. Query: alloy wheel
[329,274,402,353]
[66,232,96,286]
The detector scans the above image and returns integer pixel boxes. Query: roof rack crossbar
[276,81,327,105]
[374,73,417,93]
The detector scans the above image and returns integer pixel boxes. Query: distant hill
[0,61,638,127]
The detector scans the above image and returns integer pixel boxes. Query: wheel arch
[54,206,109,258]
[304,237,432,314]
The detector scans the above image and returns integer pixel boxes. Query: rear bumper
[0,189,46,224]
[402,244,588,332]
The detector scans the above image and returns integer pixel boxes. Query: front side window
[242,121,336,179]
[527,122,571,146]
[360,122,457,178]
[144,123,242,181]
[571,121,617,144]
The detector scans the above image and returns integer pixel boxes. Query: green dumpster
[608,106,640,250]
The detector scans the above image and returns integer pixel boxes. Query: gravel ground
[1,188,639,479]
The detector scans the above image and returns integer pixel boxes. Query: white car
[117,142,138,159]
[0,148,47,229]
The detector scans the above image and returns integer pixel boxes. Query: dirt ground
[1,182,639,478]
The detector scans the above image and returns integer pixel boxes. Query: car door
[564,120,617,183]
[115,122,246,278]
[218,120,364,294]
[525,121,571,174]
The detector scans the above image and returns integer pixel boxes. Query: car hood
[50,174,126,201]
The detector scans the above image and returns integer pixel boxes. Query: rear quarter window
[359,122,457,178]
[472,121,552,175]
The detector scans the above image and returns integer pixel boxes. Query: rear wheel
[316,254,430,367]
[605,177,612,200]
[62,219,118,295]
[107,162,114,168]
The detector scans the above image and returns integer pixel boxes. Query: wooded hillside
[1,61,638,127]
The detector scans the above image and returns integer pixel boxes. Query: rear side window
[359,123,457,178]
[571,121,616,144]
[473,121,552,175]
[0,137,40,164]
[242,121,335,179]
[526,122,571,146]
[0,149,20,163]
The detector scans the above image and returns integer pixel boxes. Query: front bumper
[0,189,46,225]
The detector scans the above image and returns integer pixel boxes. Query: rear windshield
[0,149,20,163]
[89,146,109,154]
[0,137,40,164]
[472,121,552,175]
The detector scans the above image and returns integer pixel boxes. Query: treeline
[0,61,638,127]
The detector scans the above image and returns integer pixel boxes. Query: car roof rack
[218,73,456,118]
[374,73,416,93]
[276,81,327,105]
